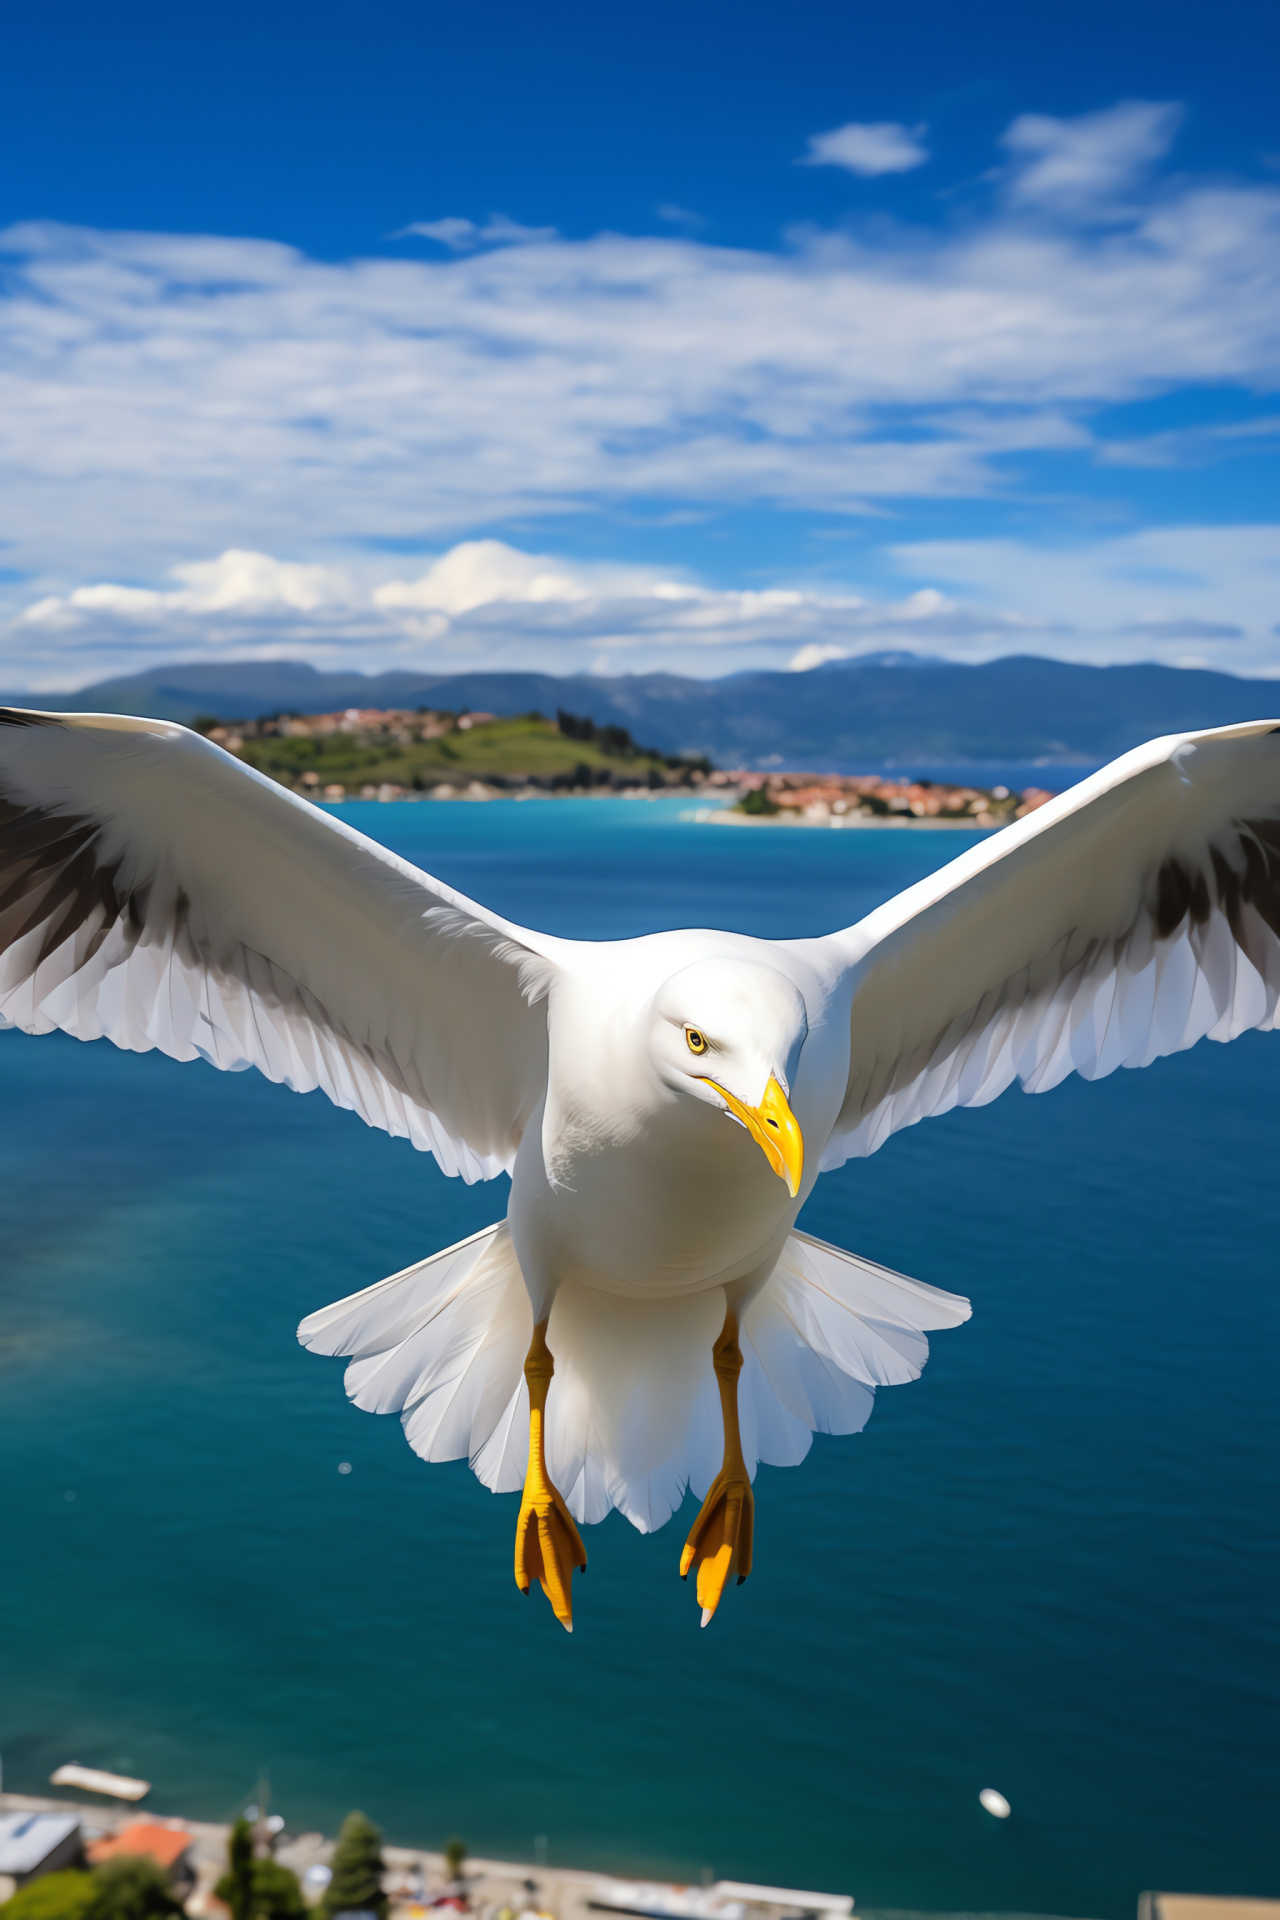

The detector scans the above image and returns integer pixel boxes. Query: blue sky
[2,0,1279,686]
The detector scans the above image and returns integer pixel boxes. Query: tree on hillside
[320,1814,386,1920]
[245,1863,305,1920]
[0,1870,98,1920]
[217,1820,255,1920]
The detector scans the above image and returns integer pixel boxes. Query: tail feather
[297,1223,970,1535]
[297,1221,532,1493]
[740,1229,971,1460]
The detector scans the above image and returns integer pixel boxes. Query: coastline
[683,806,990,830]
[0,1793,852,1920]
[314,792,996,829]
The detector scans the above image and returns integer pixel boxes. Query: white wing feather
[0,709,562,1179]
[815,721,1280,1167]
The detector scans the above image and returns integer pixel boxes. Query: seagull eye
[685,1027,708,1056]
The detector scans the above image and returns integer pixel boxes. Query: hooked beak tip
[700,1072,804,1197]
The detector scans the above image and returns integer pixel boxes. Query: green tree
[214,1822,305,1920]
[87,1857,183,1920]
[0,1871,98,1920]
[216,1821,255,1920]
[739,787,779,816]
[443,1841,466,1884]
[246,1863,305,1920]
[320,1814,386,1920]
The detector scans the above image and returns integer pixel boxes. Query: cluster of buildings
[202,708,496,753]
[0,1808,195,1906]
[723,770,1056,825]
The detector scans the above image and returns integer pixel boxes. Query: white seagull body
[3,708,1280,1628]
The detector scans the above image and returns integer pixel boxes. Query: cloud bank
[2,102,1279,685]
[18,527,1278,690]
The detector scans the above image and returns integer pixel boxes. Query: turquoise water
[2,797,1277,1918]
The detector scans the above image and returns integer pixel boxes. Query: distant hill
[8,654,1280,769]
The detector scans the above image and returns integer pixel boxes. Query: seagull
[3,708,1279,1631]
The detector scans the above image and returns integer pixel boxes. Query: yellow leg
[514,1320,587,1632]
[679,1306,754,1626]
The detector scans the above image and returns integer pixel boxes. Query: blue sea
[2,797,1277,1920]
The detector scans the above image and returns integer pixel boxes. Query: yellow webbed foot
[515,1460,587,1632]
[514,1318,586,1632]
[679,1303,754,1626]
[680,1465,754,1626]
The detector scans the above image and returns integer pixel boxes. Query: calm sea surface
[2,797,1277,1919]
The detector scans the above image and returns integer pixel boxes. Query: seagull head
[650,959,808,1197]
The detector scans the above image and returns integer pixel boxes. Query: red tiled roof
[88,1824,192,1870]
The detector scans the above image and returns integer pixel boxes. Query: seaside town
[0,1785,851,1920]
[200,707,1055,823]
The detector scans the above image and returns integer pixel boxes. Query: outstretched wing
[0,709,562,1180]
[817,720,1280,1167]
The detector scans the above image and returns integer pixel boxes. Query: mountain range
[8,653,1280,770]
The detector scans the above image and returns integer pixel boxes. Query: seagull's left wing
[0,709,561,1180]
[816,720,1280,1168]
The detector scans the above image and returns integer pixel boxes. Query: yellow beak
[700,1073,804,1198]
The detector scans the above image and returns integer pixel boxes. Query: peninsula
[195,705,1054,820]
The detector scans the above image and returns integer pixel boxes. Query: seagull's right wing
[0,709,564,1180]
[815,721,1280,1168]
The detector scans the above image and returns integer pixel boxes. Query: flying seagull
[3,709,1279,1631]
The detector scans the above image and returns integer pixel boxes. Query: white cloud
[374,540,642,615]
[801,121,929,176]
[1002,101,1183,215]
[789,643,851,671]
[23,550,354,626]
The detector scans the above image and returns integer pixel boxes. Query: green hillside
[204,708,710,795]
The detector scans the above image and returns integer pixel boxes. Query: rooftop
[0,1812,80,1875]
[88,1822,193,1871]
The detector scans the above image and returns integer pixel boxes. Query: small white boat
[50,1764,151,1802]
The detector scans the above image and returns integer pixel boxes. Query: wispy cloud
[656,204,707,231]
[394,214,560,249]
[889,525,1280,669]
[1001,100,1183,215]
[801,121,929,176]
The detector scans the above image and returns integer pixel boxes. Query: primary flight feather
[3,707,1278,1629]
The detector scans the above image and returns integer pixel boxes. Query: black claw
[737,1575,746,1585]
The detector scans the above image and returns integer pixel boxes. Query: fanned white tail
[298,1224,970,1535]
